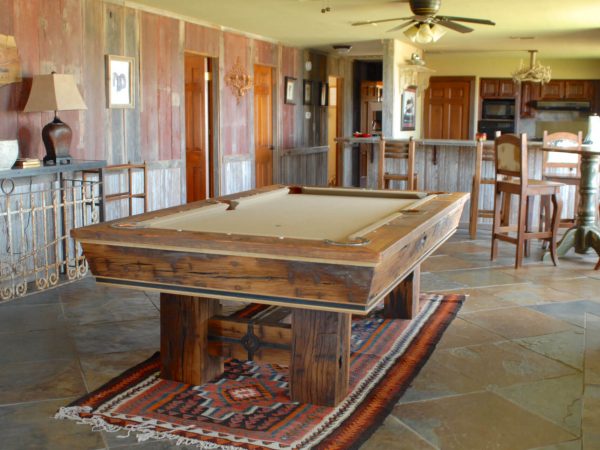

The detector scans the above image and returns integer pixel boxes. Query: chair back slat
[542,130,582,174]
[495,133,528,181]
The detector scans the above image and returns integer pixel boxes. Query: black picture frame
[303,79,312,105]
[319,82,329,107]
[284,76,296,105]
[401,85,417,131]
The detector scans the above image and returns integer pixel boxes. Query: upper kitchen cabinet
[539,80,593,100]
[480,78,518,98]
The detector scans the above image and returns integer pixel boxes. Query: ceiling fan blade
[437,16,496,26]
[435,19,474,33]
[387,20,416,32]
[352,16,414,26]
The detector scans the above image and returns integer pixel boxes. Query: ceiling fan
[352,0,495,35]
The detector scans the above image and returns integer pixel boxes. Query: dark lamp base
[42,116,72,165]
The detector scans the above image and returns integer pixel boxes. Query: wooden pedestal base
[385,266,420,319]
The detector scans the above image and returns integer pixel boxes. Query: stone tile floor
[0,226,599,449]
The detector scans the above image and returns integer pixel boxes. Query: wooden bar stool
[491,134,564,269]
[380,138,417,190]
[539,131,582,237]
[469,138,496,239]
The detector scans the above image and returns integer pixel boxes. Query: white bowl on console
[0,140,19,170]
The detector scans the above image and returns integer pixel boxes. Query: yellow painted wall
[425,53,600,79]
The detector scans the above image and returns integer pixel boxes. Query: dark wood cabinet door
[480,78,516,99]
[480,79,498,97]
[498,80,517,97]
[424,77,472,140]
[564,80,591,100]
[540,80,565,99]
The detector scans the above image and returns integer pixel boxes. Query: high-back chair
[539,131,582,235]
[379,138,417,190]
[491,134,564,268]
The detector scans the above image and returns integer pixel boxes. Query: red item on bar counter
[353,132,372,138]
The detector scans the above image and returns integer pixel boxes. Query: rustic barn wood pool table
[72,185,468,406]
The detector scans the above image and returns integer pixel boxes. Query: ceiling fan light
[403,25,419,42]
[430,24,446,42]
[415,23,434,43]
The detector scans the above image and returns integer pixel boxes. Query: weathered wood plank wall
[0,0,317,206]
[279,146,328,186]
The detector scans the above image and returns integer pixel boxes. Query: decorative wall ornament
[225,57,252,102]
[0,34,22,86]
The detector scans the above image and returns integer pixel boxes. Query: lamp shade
[24,73,87,112]
[584,114,600,146]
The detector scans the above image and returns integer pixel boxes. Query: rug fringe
[55,406,252,450]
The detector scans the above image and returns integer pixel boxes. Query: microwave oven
[481,99,516,120]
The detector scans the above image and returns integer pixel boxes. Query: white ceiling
[128,0,600,58]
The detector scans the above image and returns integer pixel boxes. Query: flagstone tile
[393,392,576,450]
[420,272,466,292]
[538,277,600,299]
[529,441,582,450]
[461,306,574,340]
[431,268,528,289]
[361,415,436,450]
[582,384,600,449]
[70,318,160,356]
[421,254,480,272]
[107,439,203,449]
[528,301,600,329]
[436,317,507,350]
[0,287,61,306]
[584,313,600,385]
[515,329,585,370]
[400,340,577,403]
[61,295,159,326]
[79,350,157,391]
[457,283,575,313]
[0,328,77,364]
[498,265,597,283]
[0,398,105,450]
[0,359,86,404]
[0,303,65,334]
[491,374,583,436]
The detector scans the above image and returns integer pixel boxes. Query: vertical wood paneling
[82,0,106,161]
[13,0,42,158]
[104,2,125,164]
[184,22,219,57]
[221,32,251,156]
[124,7,142,163]
[281,46,298,149]
[254,39,276,67]
[0,0,17,141]
[140,11,159,162]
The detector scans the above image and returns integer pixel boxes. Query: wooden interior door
[327,76,342,186]
[254,65,273,188]
[185,53,213,202]
[424,77,473,139]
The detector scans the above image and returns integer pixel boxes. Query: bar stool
[380,138,417,190]
[491,134,564,269]
[469,138,496,239]
[539,131,582,237]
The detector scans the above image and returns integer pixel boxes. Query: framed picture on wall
[401,85,417,131]
[106,55,135,108]
[303,79,312,105]
[319,82,329,107]
[284,76,296,105]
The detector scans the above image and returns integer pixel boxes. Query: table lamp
[23,73,87,165]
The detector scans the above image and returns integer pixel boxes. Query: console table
[0,160,106,300]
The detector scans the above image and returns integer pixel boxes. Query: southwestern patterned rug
[56,293,464,449]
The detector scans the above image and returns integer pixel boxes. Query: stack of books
[14,158,41,169]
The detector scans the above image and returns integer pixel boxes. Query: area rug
[56,293,464,449]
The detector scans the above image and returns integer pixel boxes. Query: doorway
[327,76,343,186]
[185,52,215,202]
[254,64,273,188]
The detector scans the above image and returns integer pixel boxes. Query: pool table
[73,185,468,406]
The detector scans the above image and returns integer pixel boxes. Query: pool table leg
[290,309,351,406]
[160,293,223,385]
[384,265,420,319]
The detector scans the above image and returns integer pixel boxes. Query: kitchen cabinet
[520,82,540,118]
[480,78,518,98]
[539,80,592,100]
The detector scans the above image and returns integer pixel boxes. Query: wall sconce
[225,57,253,103]
[23,72,87,165]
